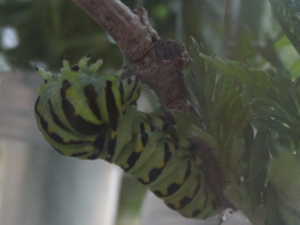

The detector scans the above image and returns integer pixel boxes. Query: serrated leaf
[224,97,249,144]
[212,88,241,139]
[224,138,246,176]
[204,55,218,104]
[282,91,300,120]
[257,117,292,134]
[248,129,270,196]
[188,39,300,225]
[186,42,211,127]
[213,74,233,106]
[243,123,255,163]
[200,54,238,79]
[252,97,293,126]
[221,96,244,144]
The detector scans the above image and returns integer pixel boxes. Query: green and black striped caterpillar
[34,56,220,219]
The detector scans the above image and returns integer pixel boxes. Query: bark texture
[71,0,190,111]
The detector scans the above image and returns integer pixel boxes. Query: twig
[71,0,190,110]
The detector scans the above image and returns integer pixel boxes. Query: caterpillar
[34,56,220,219]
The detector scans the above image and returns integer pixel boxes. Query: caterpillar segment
[34,57,220,219]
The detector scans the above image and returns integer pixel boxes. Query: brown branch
[71,0,157,61]
[71,0,190,111]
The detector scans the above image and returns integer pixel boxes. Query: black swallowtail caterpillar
[34,56,220,219]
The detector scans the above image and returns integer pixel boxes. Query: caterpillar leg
[111,109,220,219]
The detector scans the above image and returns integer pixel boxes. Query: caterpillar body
[34,56,220,219]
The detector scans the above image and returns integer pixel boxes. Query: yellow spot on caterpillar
[168,142,175,151]
[37,104,42,113]
[63,138,70,143]
[161,189,168,196]
[156,161,165,168]
[74,110,79,116]
[47,127,53,134]
[65,88,73,98]
[121,104,126,112]
[135,142,143,153]
[110,131,116,139]
[144,122,151,132]
[187,190,194,198]
[143,176,150,183]
[174,202,180,209]
[175,177,184,185]
[123,163,129,169]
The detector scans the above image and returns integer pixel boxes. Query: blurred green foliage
[187,41,300,224]
[270,0,300,54]
[185,0,300,222]
[0,0,118,70]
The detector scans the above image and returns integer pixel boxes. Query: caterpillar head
[34,56,139,159]
[121,76,142,106]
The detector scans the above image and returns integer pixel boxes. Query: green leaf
[269,149,300,214]
[227,96,249,133]
[203,56,218,109]
[270,0,300,54]
[187,37,300,225]
[252,97,293,126]
[224,138,246,178]
[213,74,233,107]
[212,88,241,141]
[248,129,270,196]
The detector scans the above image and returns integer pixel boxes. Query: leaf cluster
[186,38,300,224]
